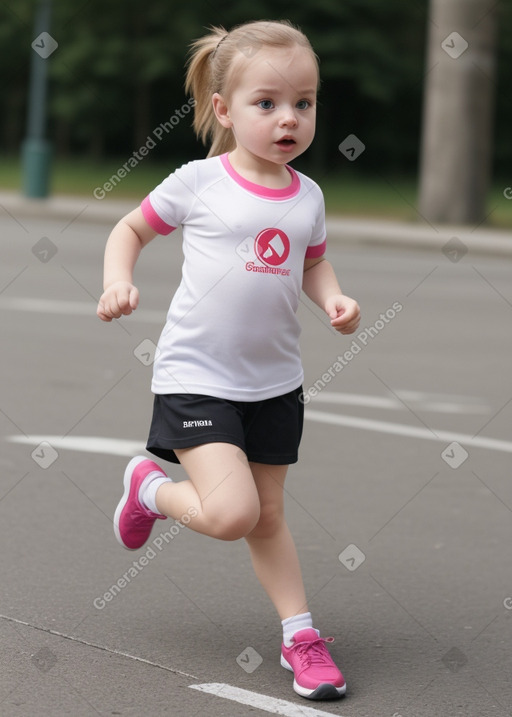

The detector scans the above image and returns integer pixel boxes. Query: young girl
[97,19,360,701]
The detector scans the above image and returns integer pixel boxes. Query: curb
[1,191,511,258]
[0,191,136,227]
[325,217,512,258]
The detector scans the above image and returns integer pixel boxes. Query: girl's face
[214,45,318,167]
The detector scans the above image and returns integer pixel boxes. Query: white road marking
[189,683,345,716]
[309,391,489,415]
[7,408,512,459]
[304,409,512,454]
[395,389,483,404]
[0,296,165,323]
[6,435,146,457]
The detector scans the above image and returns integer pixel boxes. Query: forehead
[229,45,318,94]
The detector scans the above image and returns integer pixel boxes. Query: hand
[325,294,361,334]
[97,281,139,322]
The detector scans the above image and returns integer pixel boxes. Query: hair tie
[212,33,229,58]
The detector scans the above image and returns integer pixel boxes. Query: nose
[278,106,298,128]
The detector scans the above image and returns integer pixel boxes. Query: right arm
[97,207,158,322]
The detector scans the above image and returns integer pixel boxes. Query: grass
[1,155,511,227]
[0,156,168,201]
[320,173,512,227]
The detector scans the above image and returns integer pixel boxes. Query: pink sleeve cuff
[141,196,176,236]
[305,238,326,259]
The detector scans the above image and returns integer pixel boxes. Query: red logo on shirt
[254,228,290,267]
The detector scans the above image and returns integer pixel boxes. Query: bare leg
[154,443,260,541]
[244,463,308,620]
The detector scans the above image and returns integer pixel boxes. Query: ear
[212,92,232,129]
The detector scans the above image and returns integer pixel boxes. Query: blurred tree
[0,1,32,150]
[0,0,428,170]
[418,0,498,224]
[1,0,511,184]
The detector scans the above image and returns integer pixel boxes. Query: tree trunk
[418,0,498,225]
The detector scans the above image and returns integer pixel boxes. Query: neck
[227,148,292,189]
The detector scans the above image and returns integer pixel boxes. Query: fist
[97,281,139,322]
[326,294,361,334]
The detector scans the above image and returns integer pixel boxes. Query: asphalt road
[1,212,511,717]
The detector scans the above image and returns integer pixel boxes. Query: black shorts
[146,387,304,465]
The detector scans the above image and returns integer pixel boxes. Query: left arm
[303,257,361,334]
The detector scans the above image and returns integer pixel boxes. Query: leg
[245,464,347,701]
[244,462,308,620]
[154,442,260,541]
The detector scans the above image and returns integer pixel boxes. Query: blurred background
[1,0,511,226]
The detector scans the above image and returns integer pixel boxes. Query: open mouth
[276,138,296,148]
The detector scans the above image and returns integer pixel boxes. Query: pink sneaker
[281,628,346,700]
[113,456,167,550]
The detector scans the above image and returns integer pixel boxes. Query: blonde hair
[185,20,319,157]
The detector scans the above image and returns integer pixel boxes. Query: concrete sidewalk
[1,189,511,257]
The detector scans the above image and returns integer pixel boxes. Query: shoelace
[293,636,335,667]
[130,505,163,524]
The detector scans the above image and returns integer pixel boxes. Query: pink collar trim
[220,153,300,199]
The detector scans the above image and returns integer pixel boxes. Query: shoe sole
[113,456,148,550]
[281,654,347,699]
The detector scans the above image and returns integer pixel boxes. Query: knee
[247,501,284,539]
[210,503,261,541]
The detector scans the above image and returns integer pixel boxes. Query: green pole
[22,0,55,198]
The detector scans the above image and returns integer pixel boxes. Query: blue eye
[257,100,274,110]
[296,100,311,110]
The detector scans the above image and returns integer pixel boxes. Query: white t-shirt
[141,153,326,401]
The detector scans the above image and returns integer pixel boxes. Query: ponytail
[185,21,319,158]
[185,26,236,157]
